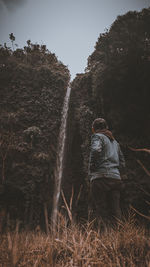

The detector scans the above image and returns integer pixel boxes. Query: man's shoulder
[91,133,106,145]
[92,133,104,138]
[92,133,109,140]
[91,133,118,144]
[91,133,104,140]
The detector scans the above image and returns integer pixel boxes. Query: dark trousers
[89,178,122,224]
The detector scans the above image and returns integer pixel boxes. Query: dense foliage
[87,8,150,135]
[0,38,70,230]
[69,8,150,219]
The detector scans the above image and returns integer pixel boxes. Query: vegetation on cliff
[87,8,150,136]
[69,8,150,219]
[0,37,70,230]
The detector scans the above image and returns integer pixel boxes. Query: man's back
[88,118,126,222]
[89,133,125,180]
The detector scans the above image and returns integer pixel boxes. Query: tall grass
[0,213,150,266]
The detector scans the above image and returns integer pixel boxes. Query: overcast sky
[0,0,150,79]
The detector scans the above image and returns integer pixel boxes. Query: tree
[9,33,15,51]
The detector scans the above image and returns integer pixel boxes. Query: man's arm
[88,134,103,175]
[118,145,125,170]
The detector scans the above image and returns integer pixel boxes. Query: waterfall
[51,87,71,229]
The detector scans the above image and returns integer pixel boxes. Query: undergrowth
[0,213,150,267]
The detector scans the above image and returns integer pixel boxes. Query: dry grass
[0,213,150,267]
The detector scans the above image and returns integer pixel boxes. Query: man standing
[88,118,125,224]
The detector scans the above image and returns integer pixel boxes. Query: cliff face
[0,42,70,229]
[64,8,150,220]
[1,8,150,229]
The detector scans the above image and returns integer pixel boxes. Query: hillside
[63,7,150,221]
[0,40,70,230]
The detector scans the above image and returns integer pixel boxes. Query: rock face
[0,42,70,229]
[63,8,150,221]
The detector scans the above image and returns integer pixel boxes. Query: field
[0,213,150,267]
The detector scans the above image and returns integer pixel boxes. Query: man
[88,118,125,224]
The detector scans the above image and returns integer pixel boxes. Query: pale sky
[0,0,150,79]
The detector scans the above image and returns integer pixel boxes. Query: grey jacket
[88,133,125,181]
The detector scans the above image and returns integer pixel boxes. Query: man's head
[92,118,108,133]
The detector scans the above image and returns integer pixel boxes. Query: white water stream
[51,87,71,229]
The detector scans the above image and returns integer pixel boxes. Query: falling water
[51,87,71,229]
